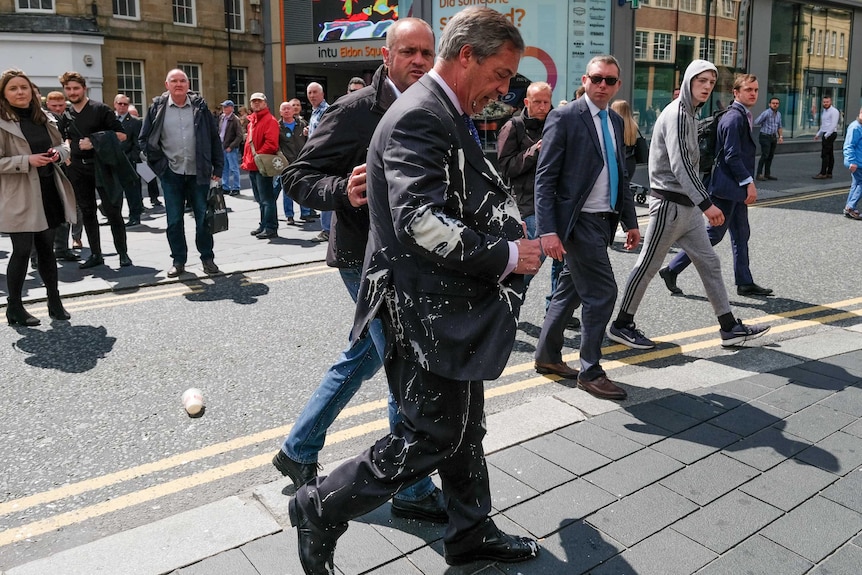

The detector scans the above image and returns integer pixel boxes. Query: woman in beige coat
[0,69,77,326]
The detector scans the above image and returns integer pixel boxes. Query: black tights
[7,229,58,304]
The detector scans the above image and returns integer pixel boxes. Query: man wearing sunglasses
[534,55,640,401]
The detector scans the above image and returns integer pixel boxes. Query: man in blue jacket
[661,73,773,297]
[139,69,223,278]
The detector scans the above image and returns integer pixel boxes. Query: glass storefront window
[767,3,851,138]
[633,0,746,135]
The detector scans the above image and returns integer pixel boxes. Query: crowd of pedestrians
[0,6,855,572]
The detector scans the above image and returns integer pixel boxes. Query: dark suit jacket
[709,102,755,203]
[534,97,637,242]
[118,113,142,164]
[352,74,526,381]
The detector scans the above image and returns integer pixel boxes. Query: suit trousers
[294,347,492,547]
[66,162,128,257]
[666,196,753,286]
[757,133,777,177]
[821,132,838,175]
[536,212,617,377]
[621,198,731,318]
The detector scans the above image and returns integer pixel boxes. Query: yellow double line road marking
[2,294,860,545]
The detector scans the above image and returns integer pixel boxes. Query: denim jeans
[847,170,862,210]
[249,170,278,233]
[222,148,241,192]
[159,170,213,264]
[320,210,332,233]
[274,176,310,218]
[281,267,435,502]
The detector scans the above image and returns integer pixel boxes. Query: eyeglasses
[116,102,129,106]
[588,75,619,86]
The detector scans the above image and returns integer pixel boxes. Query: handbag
[634,131,649,164]
[205,181,229,234]
[250,138,288,177]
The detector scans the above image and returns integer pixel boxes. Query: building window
[721,0,734,18]
[830,31,837,56]
[228,67,247,107]
[699,37,715,61]
[225,0,243,32]
[635,31,649,60]
[179,64,202,94]
[17,0,53,12]
[840,33,845,58]
[654,0,674,8]
[112,0,138,18]
[173,0,195,26]
[720,40,734,66]
[680,0,697,12]
[116,60,144,112]
[808,28,815,54]
[654,33,672,61]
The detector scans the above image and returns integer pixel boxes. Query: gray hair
[437,7,524,62]
[585,55,621,76]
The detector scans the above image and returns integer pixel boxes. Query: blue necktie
[598,109,618,210]
[462,114,482,148]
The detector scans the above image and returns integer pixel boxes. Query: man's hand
[529,140,542,156]
[347,164,367,207]
[623,228,641,251]
[744,181,757,205]
[704,204,725,227]
[540,233,566,261]
[78,137,92,151]
[850,163,858,174]
[514,238,542,275]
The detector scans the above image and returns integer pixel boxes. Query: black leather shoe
[202,260,220,275]
[566,316,581,330]
[54,249,80,262]
[659,266,683,294]
[167,264,185,278]
[273,450,319,493]
[47,299,70,321]
[125,217,141,227]
[79,254,104,269]
[6,305,40,327]
[445,527,540,566]
[288,497,346,575]
[256,230,278,239]
[250,228,263,236]
[391,487,447,523]
[119,253,132,267]
[737,283,773,296]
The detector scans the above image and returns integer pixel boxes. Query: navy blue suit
[668,101,757,286]
[534,96,637,377]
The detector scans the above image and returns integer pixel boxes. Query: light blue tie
[598,109,618,210]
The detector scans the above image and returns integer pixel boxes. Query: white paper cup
[182,388,204,415]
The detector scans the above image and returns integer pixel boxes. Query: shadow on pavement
[11,323,116,373]
[182,273,270,305]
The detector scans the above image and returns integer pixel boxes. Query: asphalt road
[0,187,858,571]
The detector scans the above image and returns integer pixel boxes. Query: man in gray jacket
[607,60,769,350]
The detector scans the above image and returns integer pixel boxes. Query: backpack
[697,107,729,174]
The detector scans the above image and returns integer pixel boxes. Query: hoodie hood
[680,59,717,117]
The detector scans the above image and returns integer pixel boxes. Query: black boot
[6,300,40,327]
[47,294,70,321]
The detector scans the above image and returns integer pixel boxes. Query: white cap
[249,92,267,101]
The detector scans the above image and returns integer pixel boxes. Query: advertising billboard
[313,0,399,41]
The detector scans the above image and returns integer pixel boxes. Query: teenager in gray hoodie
[606,59,770,349]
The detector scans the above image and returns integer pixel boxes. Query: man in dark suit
[114,94,144,227]
[287,8,542,574]
[663,74,772,297]
[533,55,640,401]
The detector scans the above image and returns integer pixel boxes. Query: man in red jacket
[241,92,281,239]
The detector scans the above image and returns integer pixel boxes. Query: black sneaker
[607,323,656,349]
[720,319,770,347]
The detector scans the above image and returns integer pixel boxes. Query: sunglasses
[588,75,619,86]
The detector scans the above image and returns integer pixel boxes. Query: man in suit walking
[660,74,773,297]
[533,55,640,401]
[114,94,144,227]
[287,8,542,574]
